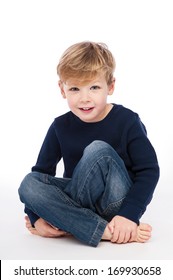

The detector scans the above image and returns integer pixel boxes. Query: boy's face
[59,76,115,123]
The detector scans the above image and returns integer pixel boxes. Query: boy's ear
[108,78,116,96]
[58,80,66,99]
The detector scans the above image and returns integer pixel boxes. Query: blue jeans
[18,140,132,247]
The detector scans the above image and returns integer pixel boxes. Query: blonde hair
[57,41,116,85]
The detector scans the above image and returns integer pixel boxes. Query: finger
[116,231,126,244]
[47,223,67,235]
[25,216,32,227]
[51,225,60,230]
[49,227,66,235]
[51,226,68,235]
[123,232,131,243]
[46,231,67,238]
[108,222,114,234]
[26,221,33,228]
[111,229,120,243]
[25,216,30,222]
[25,222,32,229]
[55,232,67,237]
[47,226,67,237]
[129,230,137,242]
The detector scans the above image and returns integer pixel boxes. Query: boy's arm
[23,122,62,226]
[117,117,160,225]
[109,116,160,243]
[32,122,62,176]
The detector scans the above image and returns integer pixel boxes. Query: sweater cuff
[24,207,40,227]
[117,203,145,225]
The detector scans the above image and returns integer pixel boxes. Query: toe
[139,223,152,232]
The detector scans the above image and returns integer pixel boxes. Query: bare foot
[24,216,70,237]
[101,223,152,243]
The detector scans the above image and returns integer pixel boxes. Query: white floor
[1,178,172,260]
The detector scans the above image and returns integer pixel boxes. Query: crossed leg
[25,215,152,243]
[21,141,153,246]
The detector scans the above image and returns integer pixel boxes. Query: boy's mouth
[79,107,94,112]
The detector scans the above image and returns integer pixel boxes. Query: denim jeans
[18,140,132,247]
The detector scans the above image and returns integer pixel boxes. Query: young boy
[18,41,160,247]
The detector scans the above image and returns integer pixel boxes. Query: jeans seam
[77,155,112,201]
[78,155,131,202]
[89,220,107,246]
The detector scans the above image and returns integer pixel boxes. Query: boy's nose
[80,91,91,102]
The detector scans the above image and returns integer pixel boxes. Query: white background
[0,0,173,260]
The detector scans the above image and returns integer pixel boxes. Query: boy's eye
[69,87,79,91]
[90,85,100,90]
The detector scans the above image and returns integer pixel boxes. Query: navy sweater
[26,104,159,225]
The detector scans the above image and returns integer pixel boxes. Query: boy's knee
[83,140,123,167]
[18,172,36,201]
[84,140,114,156]
[86,140,106,150]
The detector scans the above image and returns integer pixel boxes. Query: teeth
[82,108,90,110]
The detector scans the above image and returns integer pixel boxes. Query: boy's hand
[25,216,68,238]
[108,215,137,243]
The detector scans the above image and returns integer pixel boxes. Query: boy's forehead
[64,75,105,86]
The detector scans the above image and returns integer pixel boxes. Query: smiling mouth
[79,107,94,112]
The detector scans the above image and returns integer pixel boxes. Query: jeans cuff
[89,220,108,247]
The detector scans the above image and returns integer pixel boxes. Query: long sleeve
[117,116,160,224]
[24,207,40,226]
[32,122,62,176]
[27,122,62,225]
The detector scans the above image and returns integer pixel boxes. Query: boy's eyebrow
[64,79,102,87]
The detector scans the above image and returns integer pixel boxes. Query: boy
[19,41,160,247]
